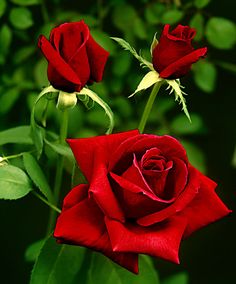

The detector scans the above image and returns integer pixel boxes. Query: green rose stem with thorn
[138,82,163,133]
[47,109,68,234]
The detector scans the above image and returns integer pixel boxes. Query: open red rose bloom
[38,21,109,93]
[152,24,207,79]
[54,130,230,273]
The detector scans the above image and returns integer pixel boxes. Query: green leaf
[9,7,33,30]
[34,59,49,87]
[88,253,160,284]
[111,37,153,70]
[189,13,204,41]
[194,0,210,8]
[13,45,35,64]
[161,10,184,25]
[112,52,132,77]
[193,61,217,93]
[171,113,205,135]
[206,17,236,49]
[78,87,114,134]
[0,126,33,146]
[0,0,6,18]
[31,86,58,158]
[113,4,137,32]
[162,272,188,284]
[10,0,40,5]
[44,139,74,162]
[91,30,116,55]
[30,236,85,284]
[25,239,45,262]
[0,165,32,200]
[23,153,54,203]
[0,25,12,64]
[181,140,206,173]
[215,61,236,75]
[133,18,147,40]
[145,3,165,24]
[0,88,20,114]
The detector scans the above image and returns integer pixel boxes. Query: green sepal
[166,79,191,122]
[30,85,58,158]
[129,70,162,98]
[77,87,114,134]
[111,37,154,70]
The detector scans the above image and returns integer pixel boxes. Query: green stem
[138,82,162,133]
[46,110,68,234]
[32,191,61,213]
[1,150,35,161]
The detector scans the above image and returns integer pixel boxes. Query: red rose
[38,21,109,93]
[152,24,207,79]
[54,130,230,273]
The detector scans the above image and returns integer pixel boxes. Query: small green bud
[56,91,77,111]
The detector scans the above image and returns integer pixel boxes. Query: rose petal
[89,153,125,222]
[165,24,196,41]
[54,198,138,273]
[153,30,193,73]
[163,157,188,200]
[159,47,207,79]
[86,35,110,83]
[110,172,167,218]
[111,171,173,204]
[110,135,188,174]
[48,22,91,91]
[67,130,139,181]
[50,21,89,62]
[181,170,231,237]
[137,165,199,226]
[62,184,88,210]
[105,215,187,264]
[38,35,81,87]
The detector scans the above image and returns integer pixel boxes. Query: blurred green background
[0,0,235,283]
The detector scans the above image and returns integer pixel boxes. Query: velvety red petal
[168,25,196,41]
[137,165,199,226]
[67,130,139,182]
[110,172,167,219]
[62,184,88,211]
[54,198,138,273]
[110,135,188,174]
[159,47,207,79]
[153,32,193,73]
[47,64,78,93]
[50,21,89,62]
[105,215,187,264]
[38,35,81,87]
[86,35,109,82]
[89,152,125,222]
[181,170,231,237]
[163,157,188,200]
[69,44,91,89]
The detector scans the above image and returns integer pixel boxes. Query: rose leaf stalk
[47,109,68,234]
[138,82,162,134]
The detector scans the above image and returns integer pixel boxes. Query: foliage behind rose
[54,130,230,273]
[38,21,109,93]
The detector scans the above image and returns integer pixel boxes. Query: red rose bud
[38,21,109,93]
[54,130,231,274]
[152,24,207,79]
